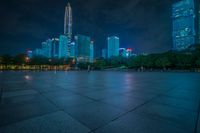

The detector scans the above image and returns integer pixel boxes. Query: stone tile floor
[0,71,200,133]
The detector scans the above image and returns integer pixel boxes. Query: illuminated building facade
[199,6,200,42]
[90,41,94,63]
[27,50,33,58]
[59,35,68,58]
[64,3,73,44]
[107,36,119,58]
[52,38,60,58]
[75,35,92,62]
[42,41,51,58]
[172,0,200,50]
[119,48,126,57]
[69,42,76,58]
[102,49,107,59]
[126,48,133,57]
[33,49,43,56]
[119,48,133,57]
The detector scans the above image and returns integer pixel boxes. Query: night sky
[0,0,178,56]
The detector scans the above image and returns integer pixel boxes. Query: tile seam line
[194,101,200,133]
[36,89,93,132]
[0,110,59,128]
[0,87,3,104]
[91,86,178,132]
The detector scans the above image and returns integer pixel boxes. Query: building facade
[69,42,76,58]
[64,3,73,44]
[198,5,200,42]
[33,49,43,56]
[41,41,51,58]
[59,35,68,58]
[102,49,107,59]
[90,41,94,63]
[172,0,200,50]
[107,36,119,58]
[51,38,60,58]
[75,35,92,62]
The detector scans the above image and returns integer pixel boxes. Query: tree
[176,54,195,68]
[1,55,13,66]
[155,56,171,69]
[196,58,200,67]
[13,54,27,65]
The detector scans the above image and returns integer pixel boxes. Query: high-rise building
[52,38,59,58]
[119,48,126,57]
[59,35,68,58]
[126,48,133,57]
[90,41,94,63]
[75,35,92,62]
[102,49,107,59]
[64,3,72,44]
[42,41,51,58]
[107,36,119,58]
[198,5,200,42]
[33,49,43,56]
[69,42,76,58]
[26,50,33,58]
[172,0,200,50]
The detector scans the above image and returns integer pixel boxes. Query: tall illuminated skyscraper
[107,36,119,58]
[90,41,94,63]
[75,35,93,62]
[64,3,73,43]
[59,35,68,58]
[172,0,200,50]
[42,41,51,58]
[198,5,200,43]
[102,49,107,58]
[52,38,60,58]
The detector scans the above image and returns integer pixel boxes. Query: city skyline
[0,0,197,56]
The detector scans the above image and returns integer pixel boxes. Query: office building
[198,6,200,42]
[52,38,60,58]
[107,36,119,58]
[33,49,43,56]
[90,41,94,63]
[42,41,51,58]
[126,48,133,57]
[59,35,68,58]
[64,3,73,44]
[102,49,107,59]
[26,50,33,58]
[172,0,200,50]
[119,48,126,57]
[75,35,92,62]
[69,42,76,58]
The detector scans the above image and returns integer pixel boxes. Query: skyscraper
[90,41,94,63]
[64,3,72,44]
[42,41,51,58]
[102,49,107,59]
[75,35,92,62]
[198,5,200,42]
[119,48,126,57]
[107,36,119,58]
[52,38,60,58]
[172,0,200,50]
[59,35,68,58]
[33,49,43,57]
[69,42,76,58]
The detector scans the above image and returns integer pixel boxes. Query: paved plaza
[0,71,200,133]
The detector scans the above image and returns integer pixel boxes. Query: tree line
[0,45,200,70]
[92,45,200,70]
